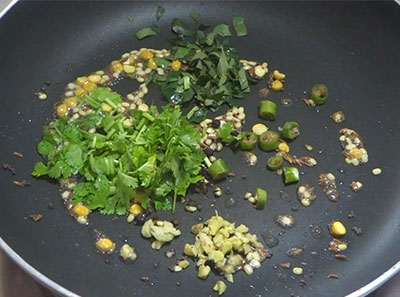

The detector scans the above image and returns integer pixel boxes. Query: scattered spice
[30,213,43,222]
[327,273,340,279]
[302,97,316,107]
[13,180,30,187]
[350,180,363,192]
[280,152,317,167]
[351,226,363,236]
[318,173,340,202]
[304,144,313,151]
[339,128,368,166]
[328,238,348,253]
[372,167,382,175]
[331,111,345,124]
[13,151,23,158]
[296,184,316,207]
[280,262,291,269]
[334,254,347,260]
[2,163,16,175]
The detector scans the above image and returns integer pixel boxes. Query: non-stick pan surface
[1,1,400,297]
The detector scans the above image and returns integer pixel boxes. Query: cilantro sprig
[33,87,205,214]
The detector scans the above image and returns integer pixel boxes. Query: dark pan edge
[1,236,399,297]
[0,237,79,297]
[0,1,399,297]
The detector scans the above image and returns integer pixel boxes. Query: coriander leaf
[156,5,165,21]
[189,12,200,23]
[217,46,229,77]
[213,24,232,37]
[37,140,53,157]
[173,46,191,59]
[137,154,157,187]
[117,171,138,188]
[171,18,194,37]
[48,160,73,179]
[32,162,48,177]
[154,199,172,211]
[90,87,122,107]
[135,25,158,40]
[218,122,234,143]
[153,57,171,69]
[189,106,208,123]
[233,16,248,37]
[63,144,84,168]
[63,126,83,143]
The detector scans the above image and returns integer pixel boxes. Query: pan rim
[0,1,399,296]
[1,236,400,297]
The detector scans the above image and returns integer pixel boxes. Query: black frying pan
[1,1,400,297]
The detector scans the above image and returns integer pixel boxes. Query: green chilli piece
[208,158,230,181]
[259,100,277,121]
[311,84,328,105]
[283,167,300,184]
[267,155,283,171]
[282,121,300,140]
[255,187,267,210]
[238,132,257,151]
[259,130,279,151]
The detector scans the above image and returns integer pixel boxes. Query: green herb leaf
[37,140,53,157]
[233,16,248,37]
[171,18,194,37]
[32,162,48,177]
[156,5,165,21]
[213,24,232,37]
[189,12,200,23]
[135,24,159,40]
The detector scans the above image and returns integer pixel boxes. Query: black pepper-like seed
[45,80,51,86]
[231,130,239,136]
[299,279,307,287]
[291,206,299,212]
[211,119,221,128]
[204,147,214,156]
[48,202,54,210]
[172,218,180,227]
[134,213,146,225]
[40,86,46,92]
[242,175,247,180]
[105,259,110,264]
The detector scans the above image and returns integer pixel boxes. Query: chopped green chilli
[267,155,284,171]
[259,130,280,151]
[311,84,328,105]
[238,132,257,151]
[208,158,230,181]
[255,187,267,209]
[282,121,300,140]
[283,167,300,184]
[259,100,277,121]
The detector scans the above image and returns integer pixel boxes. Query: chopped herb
[232,16,248,37]
[189,12,200,23]
[156,5,165,21]
[135,24,159,40]
[171,18,194,37]
[213,24,232,37]
[32,88,205,214]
